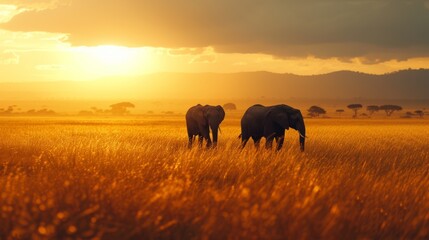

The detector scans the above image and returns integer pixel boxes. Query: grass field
[0,116,428,239]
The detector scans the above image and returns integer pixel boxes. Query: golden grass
[0,116,428,239]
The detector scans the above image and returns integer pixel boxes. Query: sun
[70,45,157,79]
[74,45,142,77]
[90,45,135,66]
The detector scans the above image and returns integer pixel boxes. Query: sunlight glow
[89,45,135,67]
[62,46,160,80]
[71,45,148,78]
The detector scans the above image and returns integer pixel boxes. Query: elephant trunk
[210,124,219,147]
[298,124,306,152]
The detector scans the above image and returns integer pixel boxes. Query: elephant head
[203,105,225,146]
[266,106,306,151]
[292,110,306,152]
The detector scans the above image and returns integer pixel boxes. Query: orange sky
[1,1,429,82]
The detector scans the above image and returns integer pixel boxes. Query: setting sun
[78,45,139,76]
[66,45,160,78]
[89,45,135,66]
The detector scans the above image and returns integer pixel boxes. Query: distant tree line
[346,104,406,118]
[307,103,424,118]
[0,105,56,116]
[404,110,425,118]
[79,102,135,116]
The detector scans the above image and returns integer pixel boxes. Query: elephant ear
[215,105,225,121]
[289,110,302,128]
[264,109,289,137]
[268,108,290,130]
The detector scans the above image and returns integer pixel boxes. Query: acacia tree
[336,109,345,117]
[379,105,402,116]
[414,110,424,118]
[405,112,415,118]
[366,105,379,116]
[91,107,106,114]
[347,104,363,118]
[307,106,326,118]
[110,102,135,115]
[223,103,237,111]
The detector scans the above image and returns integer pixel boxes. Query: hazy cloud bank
[2,0,429,63]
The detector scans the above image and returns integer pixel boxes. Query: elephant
[186,104,225,148]
[240,104,306,151]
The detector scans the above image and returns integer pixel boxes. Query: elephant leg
[212,138,217,148]
[241,137,249,149]
[201,129,212,148]
[206,137,212,148]
[276,135,285,151]
[265,137,274,149]
[188,134,194,149]
[254,140,261,148]
[253,137,261,149]
[198,126,212,148]
[198,135,203,148]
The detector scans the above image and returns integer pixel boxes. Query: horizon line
[1,67,428,84]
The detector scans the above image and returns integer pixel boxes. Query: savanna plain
[0,114,428,239]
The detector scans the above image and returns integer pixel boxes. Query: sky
[1,0,429,82]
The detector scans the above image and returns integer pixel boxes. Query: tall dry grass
[0,116,428,239]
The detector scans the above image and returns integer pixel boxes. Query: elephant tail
[238,134,242,139]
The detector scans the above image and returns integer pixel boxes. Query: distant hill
[1,69,428,100]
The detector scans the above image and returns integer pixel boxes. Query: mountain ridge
[1,69,428,100]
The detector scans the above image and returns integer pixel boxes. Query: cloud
[0,30,68,50]
[2,0,429,63]
[190,54,216,64]
[168,48,205,56]
[0,0,64,10]
[0,4,22,23]
[35,64,66,71]
[0,50,19,64]
[168,47,217,63]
